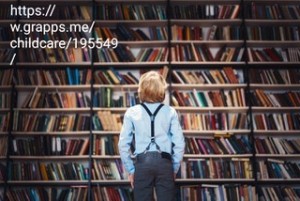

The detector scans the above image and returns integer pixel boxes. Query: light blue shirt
[118,102,185,175]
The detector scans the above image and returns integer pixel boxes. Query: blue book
[66,67,73,85]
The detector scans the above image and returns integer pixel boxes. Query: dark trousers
[134,151,175,201]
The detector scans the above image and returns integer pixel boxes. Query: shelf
[184,154,253,158]
[92,131,120,135]
[93,84,138,90]
[7,180,89,186]
[170,61,246,66]
[18,19,92,24]
[171,40,244,47]
[174,106,248,112]
[93,62,169,67]
[9,156,90,161]
[251,107,300,112]
[14,108,91,113]
[176,178,255,184]
[15,85,92,91]
[92,107,127,113]
[171,83,247,90]
[170,19,242,26]
[11,131,90,136]
[250,84,300,90]
[183,130,250,135]
[245,19,300,25]
[95,20,168,27]
[247,41,300,48]
[257,179,300,183]
[253,130,300,136]
[0,109,10,112]
[256,154,300,158]
[15,62,92,67]
[92,155,120,160]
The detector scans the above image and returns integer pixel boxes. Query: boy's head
[138,71,167,103]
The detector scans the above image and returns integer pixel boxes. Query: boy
[118,71,185,201]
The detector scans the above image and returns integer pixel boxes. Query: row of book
[6,186,89,201]
[13,113,91,132]
[15,68,135,86]
[185,135,252,155]
[21,90,91,108]
[257,186,300,201]
[17,48,90,63]
[95,25,167,41]
[247,48,300,62]
[251,90,300,107]
[0,69,13,85]
[0,137,7,156]
[14,67,92,86]
[92,159,126,180]
[247,26,300,41]
[179,158,252,179]
[246,3,300,19]
[0,93,10,108]
[11,137,89,156]
[93,135,119,156]
[98,4,166,20]
[93,88,139,108]
[94,70,138,85]
[95,111,123,132]
[171,25,241,41]
[172,67,242,84]
[5,186,133,201]
[180,185,256,201]
[5,47,300,63]
[171,44,244,62]
[248,69,300,84]
[252,113,300,131]
[55,5,91,20]
[255,137,300,155]
[14,68,136,86]
[257,159,300,179]
[172,88,246,107]
[8,68,300,86]
[5,185,299,201]
[0,114,10,132]
[180,113,248,131]
[9,162,89,181]
[92,186,133,201]
[171,5,240,19]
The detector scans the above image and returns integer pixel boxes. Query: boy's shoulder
[128,103,175,113]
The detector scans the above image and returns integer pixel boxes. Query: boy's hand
[128,174,134,188]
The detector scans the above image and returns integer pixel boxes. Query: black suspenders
[140,103,164,152]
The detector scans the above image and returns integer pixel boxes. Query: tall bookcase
[0,0,299,200]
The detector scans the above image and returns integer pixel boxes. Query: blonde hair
[138,71,167,103]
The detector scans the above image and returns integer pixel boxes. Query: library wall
[0,0,299,201]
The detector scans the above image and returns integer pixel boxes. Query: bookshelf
[245,0,300,200]
[1,0,300,200]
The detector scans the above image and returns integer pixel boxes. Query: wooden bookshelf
[1,0,300,200]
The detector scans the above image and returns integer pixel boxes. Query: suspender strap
[140,103,164,152]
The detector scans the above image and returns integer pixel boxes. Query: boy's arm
[118,111,135,175]
[170,109,185,174]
